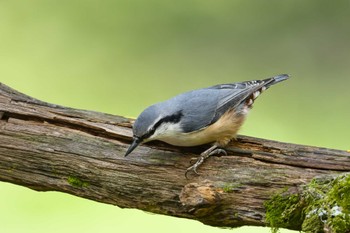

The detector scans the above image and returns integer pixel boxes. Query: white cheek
[151,122,182,140]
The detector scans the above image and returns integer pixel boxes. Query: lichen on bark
[265,173,350,233]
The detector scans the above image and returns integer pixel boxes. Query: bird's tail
[242,74,290,109]
[263,74,290,88]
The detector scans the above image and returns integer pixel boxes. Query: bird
[125,74,289,177]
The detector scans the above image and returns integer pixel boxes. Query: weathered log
[0,83,349,231]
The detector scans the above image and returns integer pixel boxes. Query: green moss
[328,174,350,212]
[265,173,350,233]
[330,214,350,233]
[264,189,305,233]
[301,209,324,233]
[67,176,89,188]
[222,183,241,193]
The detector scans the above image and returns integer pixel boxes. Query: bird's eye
[140,111,183,140]
[141,127,156,140]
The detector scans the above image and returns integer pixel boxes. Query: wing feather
[161,75,289,133]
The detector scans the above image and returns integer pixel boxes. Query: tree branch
[0,83,349,231]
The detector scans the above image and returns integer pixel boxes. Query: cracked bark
[0,83,349,230]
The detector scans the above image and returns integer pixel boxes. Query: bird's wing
[208,81,264,123]
[170,74,289,133]
[208,74,289,124]
[171,86,255,133]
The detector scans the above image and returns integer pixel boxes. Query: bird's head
[124,104,183,156]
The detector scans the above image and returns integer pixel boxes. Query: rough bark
[0,83,349,230]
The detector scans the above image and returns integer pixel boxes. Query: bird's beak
[124,137,141,157]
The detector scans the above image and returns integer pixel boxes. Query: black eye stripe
[141,127,155,140]
[154,111,183,128]
[140,111,183,140]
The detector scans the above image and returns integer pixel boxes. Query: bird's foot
[185,146,226,179]
[185,156,204,179]
[209,148,227,156]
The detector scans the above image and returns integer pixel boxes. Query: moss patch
[265,189,305,233]
[222,183,241,193]
[264,173,350,233]
[67,176,89,188]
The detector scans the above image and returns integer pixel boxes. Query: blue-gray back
[134,74,289,136]
[158,82,258,132]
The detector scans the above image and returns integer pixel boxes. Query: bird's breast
[155,109,247,147]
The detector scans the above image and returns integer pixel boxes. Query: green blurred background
[0,1,349,233]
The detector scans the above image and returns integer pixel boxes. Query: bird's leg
[185,145,227,179]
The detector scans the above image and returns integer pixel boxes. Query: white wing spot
[247,99,253,105]
[253,91,260,99]
[242,105,250,115]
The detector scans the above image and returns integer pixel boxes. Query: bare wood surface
[0,83,349,230]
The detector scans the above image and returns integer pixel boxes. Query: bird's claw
[185,164,200,179]
[185,147,227,179]
[189,157,198,165]
[209,148,227,156]
[185,155,205,179]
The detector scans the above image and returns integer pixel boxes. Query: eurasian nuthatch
[125,74,289,177]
